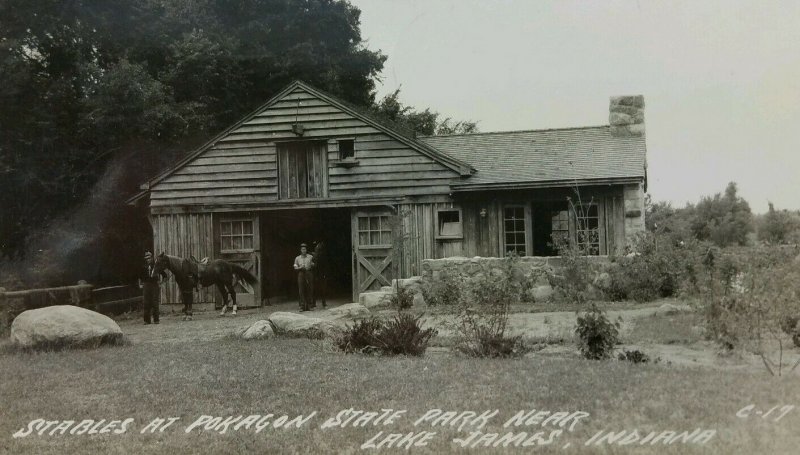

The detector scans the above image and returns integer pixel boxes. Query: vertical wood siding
[152,213,215,303]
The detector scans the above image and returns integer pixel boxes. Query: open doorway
[532,201,570,256]
[260,208,352,304]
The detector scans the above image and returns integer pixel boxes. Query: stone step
[358,291,393,309]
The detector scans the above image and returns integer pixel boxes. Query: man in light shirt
[293,243,314,311]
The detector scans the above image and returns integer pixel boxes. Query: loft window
[338,139,355,160]
[221,220,254,252]
[436,209,463,239]
[277,141,327,199]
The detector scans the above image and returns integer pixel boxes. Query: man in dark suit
[139,251,167,324]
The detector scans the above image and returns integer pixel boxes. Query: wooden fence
[0,282,142,328]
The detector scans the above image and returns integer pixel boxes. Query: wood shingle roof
[419,126,647,191]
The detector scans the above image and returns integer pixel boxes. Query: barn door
[352,209,395,301]
[217,215,261,308]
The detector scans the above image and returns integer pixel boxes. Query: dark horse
[153,253,258,319]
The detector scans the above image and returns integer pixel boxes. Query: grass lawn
[2,326,799,454]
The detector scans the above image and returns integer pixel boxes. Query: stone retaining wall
[421,256,612,303]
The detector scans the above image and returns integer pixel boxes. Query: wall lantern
[479,208,487,218]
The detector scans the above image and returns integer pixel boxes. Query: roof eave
[450,176,645,193]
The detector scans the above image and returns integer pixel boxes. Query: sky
[350,0,800,213]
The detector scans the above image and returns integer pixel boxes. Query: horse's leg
[187,290,193,321]
[229,283,238,315]
[181,289,188,321]
[218,283,228,316]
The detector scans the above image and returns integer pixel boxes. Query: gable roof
[128,80,474,204]
[419,126,647,191]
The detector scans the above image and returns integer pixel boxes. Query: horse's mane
[161,254,195,283]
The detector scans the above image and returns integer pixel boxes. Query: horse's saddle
[189,256,212,287]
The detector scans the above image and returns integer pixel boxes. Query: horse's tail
[228,263,258,286]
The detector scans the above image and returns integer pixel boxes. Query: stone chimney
[609,95,645,137]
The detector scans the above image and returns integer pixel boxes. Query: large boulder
[239,320,274,340]
[10,305,123,349]
[268,312,342,339]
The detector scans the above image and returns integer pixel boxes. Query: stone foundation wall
[421,256,611,303]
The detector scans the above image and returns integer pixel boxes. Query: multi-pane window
[358,215,392,246]
[221,220,254,251]
[575,204,600,255]
[504,207,526,256]
[550,209,570,252]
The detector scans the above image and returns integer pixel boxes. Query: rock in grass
[268,312,340,339]
[11,305,123,350]
[325,303,370,320]
[240,320,274,340]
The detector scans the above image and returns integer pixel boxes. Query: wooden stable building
[129,81,647,305]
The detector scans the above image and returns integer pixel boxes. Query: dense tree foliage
[0,0,388,284]
[756,203,800,244]
[370,89,478,136]
[0,0,478,287]
[690,182,754,247]
[646,182,755,248]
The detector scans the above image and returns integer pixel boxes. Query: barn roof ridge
[418,124,611,138]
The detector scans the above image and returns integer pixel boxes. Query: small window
[436,209,462,239]
[338,139,355,160]
[221,220,254,252]
[357,215,391,246]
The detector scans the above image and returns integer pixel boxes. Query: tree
[690,182,754,247]
[370,89,478,136]
[757,202,800,244]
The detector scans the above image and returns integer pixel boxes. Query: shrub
[455,325,528,358]
[575,304,620,360]
[336,318,384,354]
[451,256,529,358]
[389,285,414,311]
[336,314,436,356]
[420,269,464,307]
[549,241,596,305]
[603,233,705,302]
[701,246,800,375]
[618,349,651,364]
[376,313,437,356]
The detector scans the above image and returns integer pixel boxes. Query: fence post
[75,280,94,310]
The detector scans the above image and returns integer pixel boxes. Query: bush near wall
[602,233,707,302]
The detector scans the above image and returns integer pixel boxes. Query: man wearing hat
[139,251,167,324]
[293,243,314,311]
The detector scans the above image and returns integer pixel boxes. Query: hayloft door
[217,214,261,308]
[352,209,395,301]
